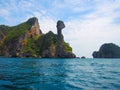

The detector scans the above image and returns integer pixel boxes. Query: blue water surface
[0,58,120,90]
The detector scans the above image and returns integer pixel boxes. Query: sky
[0,0,120,58]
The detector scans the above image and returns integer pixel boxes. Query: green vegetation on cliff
[0,22,31,44]
[37,31,73,57]
[63,42,72,52]
[38,31,58,54]
[22,38,39,56]
[5,23,31,43]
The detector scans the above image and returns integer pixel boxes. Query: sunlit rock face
[27,17,42,37]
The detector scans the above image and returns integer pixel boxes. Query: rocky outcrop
[26,17,42,37]
[0,17,76,58]
[92,43,120,58]
[57,20,65,41]
[36,22,76,58]
[81,56,86,59]
[55,20,76,58]
[0,17,42,57]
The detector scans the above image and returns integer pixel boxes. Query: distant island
[92,43,120,58]
[0,17,76,58]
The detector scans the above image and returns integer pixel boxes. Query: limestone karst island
[92,43,120,58]
[0,17,76,58]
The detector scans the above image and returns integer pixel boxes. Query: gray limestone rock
[56,20,65,40]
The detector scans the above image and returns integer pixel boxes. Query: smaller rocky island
[0,17,76,58]
[92,43,120,58]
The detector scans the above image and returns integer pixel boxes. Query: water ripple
[0,58,120,90]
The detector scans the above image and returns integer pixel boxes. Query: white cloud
[38,17,56,34]
[0,9,10,17]
[63,0,120,57]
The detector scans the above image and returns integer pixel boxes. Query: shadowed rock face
[56,20,65,40]
[55,20,76,58]
[57,20,65,31]
[92,43,120,58]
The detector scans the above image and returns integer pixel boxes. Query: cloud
[64,18,120,57]
[0,9,10,17]
[38,17,56,34]
[62,0,120,57]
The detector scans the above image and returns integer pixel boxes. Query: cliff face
[0,17,76,58]
[0,17,42,57]
[92,43,120,58]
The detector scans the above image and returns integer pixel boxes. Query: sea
[0,58,120,90]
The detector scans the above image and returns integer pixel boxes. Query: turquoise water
[0,58,120,90]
